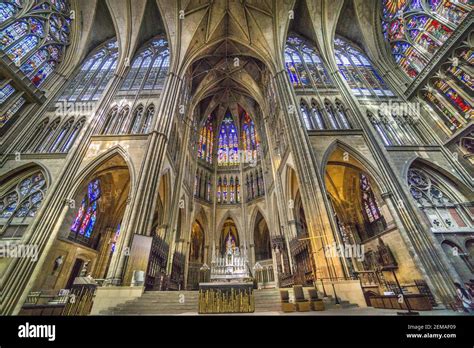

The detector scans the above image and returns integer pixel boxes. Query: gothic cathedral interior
[0,0,473,316]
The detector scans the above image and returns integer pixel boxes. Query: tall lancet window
[70,179,100,243]
[120,37,169,92]
[285,34,333,89]
[241,111,259,163]
[334,37,394,98]
[198,114,214,164]
[59,39,118,102]
[0,0,72,87]
[360,174,382,223]
[218,113,239,166]
[382,0,472,78]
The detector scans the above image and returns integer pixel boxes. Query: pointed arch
[284,32,334,90]
[57,38,119,102]
[61,150,131,250]
[253,209,272,262]
[0,163,50,239]
[334,36,395,98]
[68,145,136,199]
[406,159,473,231]
[320,140,388,194]
[120,36,169,92]
[218,216,240,255]
[324,143,390,241]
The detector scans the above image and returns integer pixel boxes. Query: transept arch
[320,140,389,194]
[30,152,131,292]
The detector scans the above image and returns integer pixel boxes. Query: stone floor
[160,307,471,316]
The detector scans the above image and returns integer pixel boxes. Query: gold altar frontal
[198,282,255,314]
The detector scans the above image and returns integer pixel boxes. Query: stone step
[99,288,358,315]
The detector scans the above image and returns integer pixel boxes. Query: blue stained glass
[71,179,100,239]
[0,84,15,104]
[0,3,16,23]
[19,178,32,196]
[111,224,121,252]
[88,179,101,202]
[30,192,43,204]
[335,36,395,98]
[121,37,169,91]
[84,207,97,238]
[1,2,72,92]
[218,113,239,166]
[31,173,46,191]
[7,34,39,63]
[1,96,25,128]
[382,0,471,78]
[32,2,51,12]
[15,202,30,217]
[50,0,69,12]
[20,48,48,75]
[0,20,28,48]
[29,18,45,37]
[78,205,92,235]
[70,198,86,232]
[31,61,55,86]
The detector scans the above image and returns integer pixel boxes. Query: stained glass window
[207,178,211,201]
[118,104,156,135]
[433,80,472,117]
[120,37,169,92]
[0,83,15,105]
[382,0,472,78]
[420,40,473,135]
[241,111,259,163]
[0,1,72,87]
[218,113,239,166]
[0,172,47,223]
[1,95,26,128]
[0,1,23,24]
[111,223,121,253]
[310,101,326,130]
[335,37,395,98]
[217,177,222,203]
[360,174,382,223]
[59,39,118,102]
[223,177,228,203]
[300,101,313,129]
[130,106,144,134]
[70,178,100,242]
[22,117,84,153]
[198,114,214,164]
[407,168,469,229]
[285,34,333,89]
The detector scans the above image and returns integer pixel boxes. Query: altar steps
[99,291,199,315]
[99,288,358,315]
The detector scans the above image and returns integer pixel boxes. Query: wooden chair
[293,285,311,312]
[279,289,295,312]
[308,288,325,311]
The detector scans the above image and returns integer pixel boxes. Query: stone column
[105,72,183,284]
[272,70,346,280]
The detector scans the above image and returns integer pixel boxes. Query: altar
[198,237,254,313]
[198,282,254,313]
